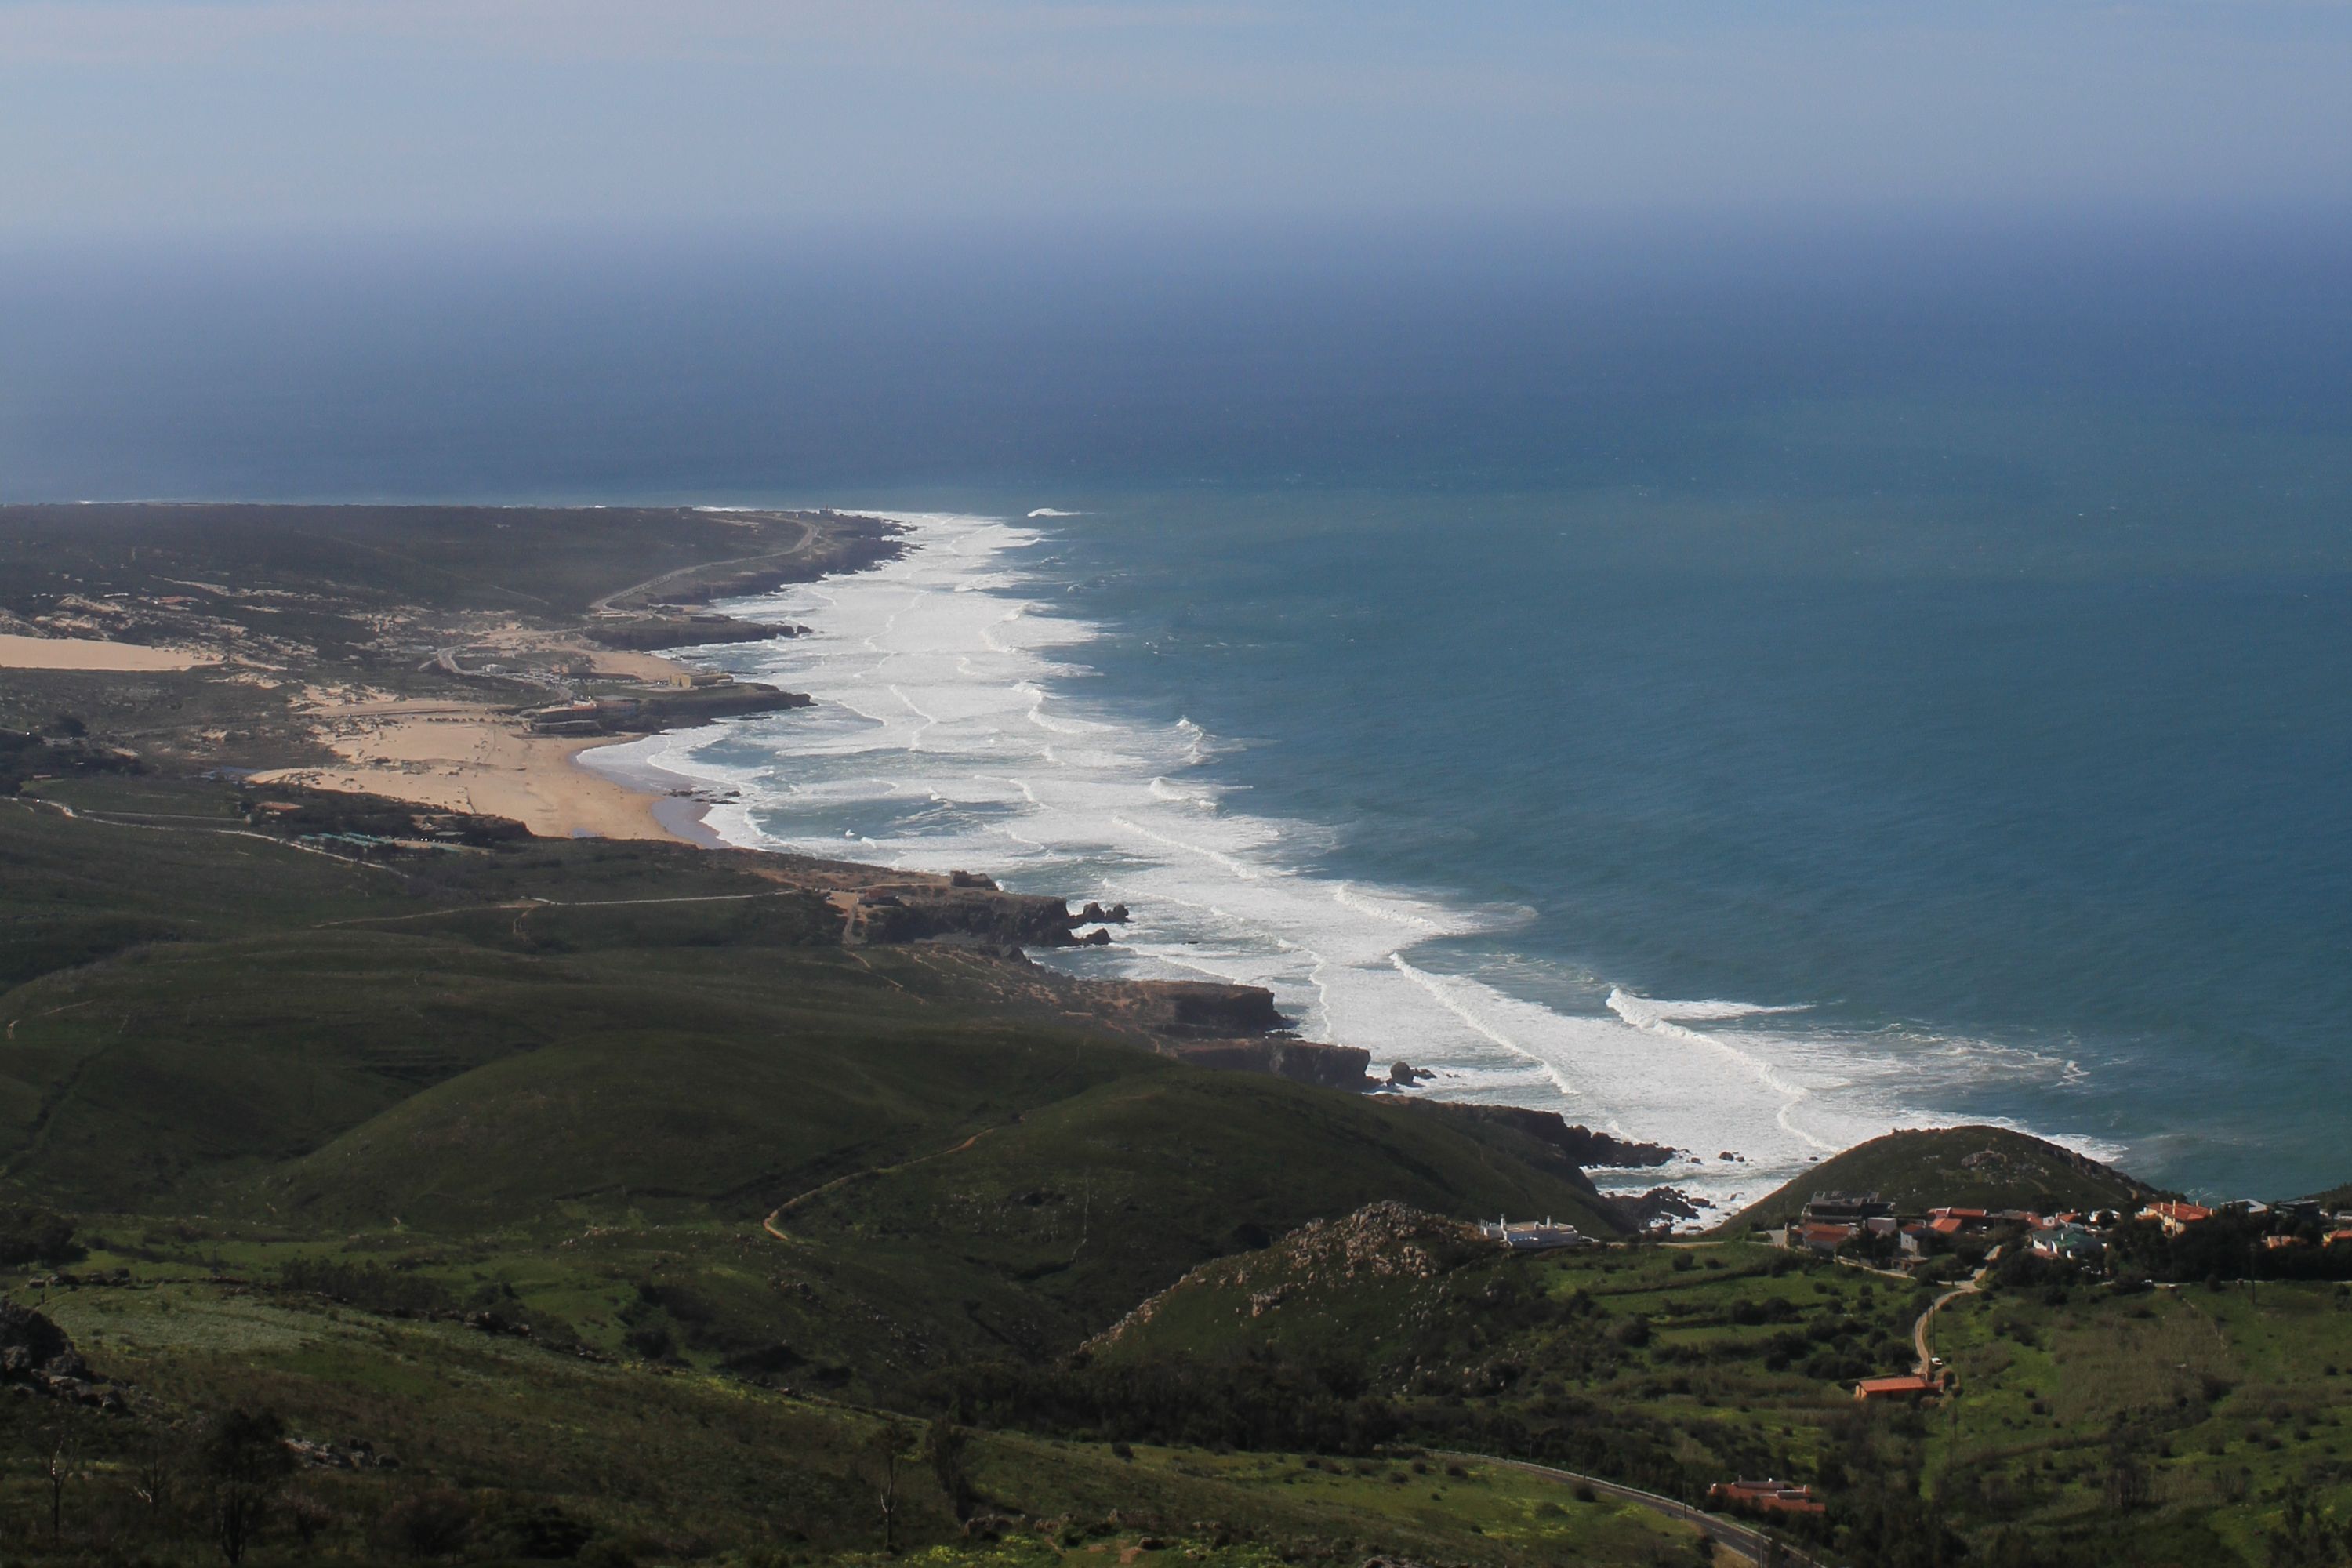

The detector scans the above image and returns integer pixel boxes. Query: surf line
[1109,814,1261,882]
[1606,989,1839,1153]
[1388,953,1580,1099]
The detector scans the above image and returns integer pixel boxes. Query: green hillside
[1716,1125,2158,1234]
[14,1251,1700,1567]
[0,775,1617,1355]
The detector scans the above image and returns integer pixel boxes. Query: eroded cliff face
[846,884,1104,948]
[775,861,1363,1087]
[1417,1104,1676,1168]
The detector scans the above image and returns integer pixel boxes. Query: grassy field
[5,1258,1721,1567]
[1920,1278,2352,1564]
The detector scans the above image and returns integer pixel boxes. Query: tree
[44,1428,79,1541]
[132,1432,174,1519]
[857,1422,910,1553]
[195,1408,295,1565]
[924,1418,973,1520]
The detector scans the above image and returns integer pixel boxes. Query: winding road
[1912,1273,1983,1377]
[1448,1454,1824,1566]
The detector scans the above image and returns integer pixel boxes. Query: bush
[278,1258,453,1315]
[0,1207,84,1269]
[371,1490,478,1559]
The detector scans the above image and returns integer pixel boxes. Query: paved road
[1912,1266,1989,1376]
[1445,1453,1822,1566]
[587,517,816,615]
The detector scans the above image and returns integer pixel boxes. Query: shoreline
[579,506,2150,1221]
[572,736,731,848]
[249,696,692,844]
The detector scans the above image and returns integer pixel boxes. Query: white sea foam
[584,510,2114,1219]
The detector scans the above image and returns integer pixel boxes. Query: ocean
[4,213,2347,1212]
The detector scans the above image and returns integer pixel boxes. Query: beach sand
[0,633,221,672]
[250,697,688,843]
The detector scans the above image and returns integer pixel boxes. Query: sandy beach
[249,696,692,843]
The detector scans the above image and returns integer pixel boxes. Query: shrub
[370,1490,477,1559]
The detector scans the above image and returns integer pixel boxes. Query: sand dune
[0,633,221,671]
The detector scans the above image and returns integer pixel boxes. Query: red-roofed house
[2140,1201,2213,1236]
[1856,1374,1940,1403]
[1795,1222,1854,1254]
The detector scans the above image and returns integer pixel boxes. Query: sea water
[4,215,2347,1211]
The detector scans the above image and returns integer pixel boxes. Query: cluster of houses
[1776,1189,2122,1269]
[1780,1189,2352,1276]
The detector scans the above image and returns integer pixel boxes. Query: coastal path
[1444,1454,1824,1566]
[760,1123,1007,1244]
[14,796,413,877]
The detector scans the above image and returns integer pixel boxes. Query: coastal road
[1913,1275,1984,1377]
[586,515,817,616]
[1445,1454,1822,1566]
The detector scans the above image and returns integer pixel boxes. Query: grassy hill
[1715,1125,2158,1234]
[17,1250,1703,1567]
[0,775,1618,1370]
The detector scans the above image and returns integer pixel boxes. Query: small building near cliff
[1479,1218,1589,1252]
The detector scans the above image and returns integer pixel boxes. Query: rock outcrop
[1414,1103,1675,1167]
[1088,1202,1486,1352]
[588,615,803,651]
[1606,1185,1708,1230]
[0,1303,119,1410]
[848,885,1114,949]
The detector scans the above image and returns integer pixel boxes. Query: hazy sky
[3,0,2349,238]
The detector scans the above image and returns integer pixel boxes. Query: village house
[2028,1224,2105,1263]
[2140,1200,2214,1236]
[1855,1374,1941,1403]
[1791,1221,1853,1255]
[1802,1191,1892,1225]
